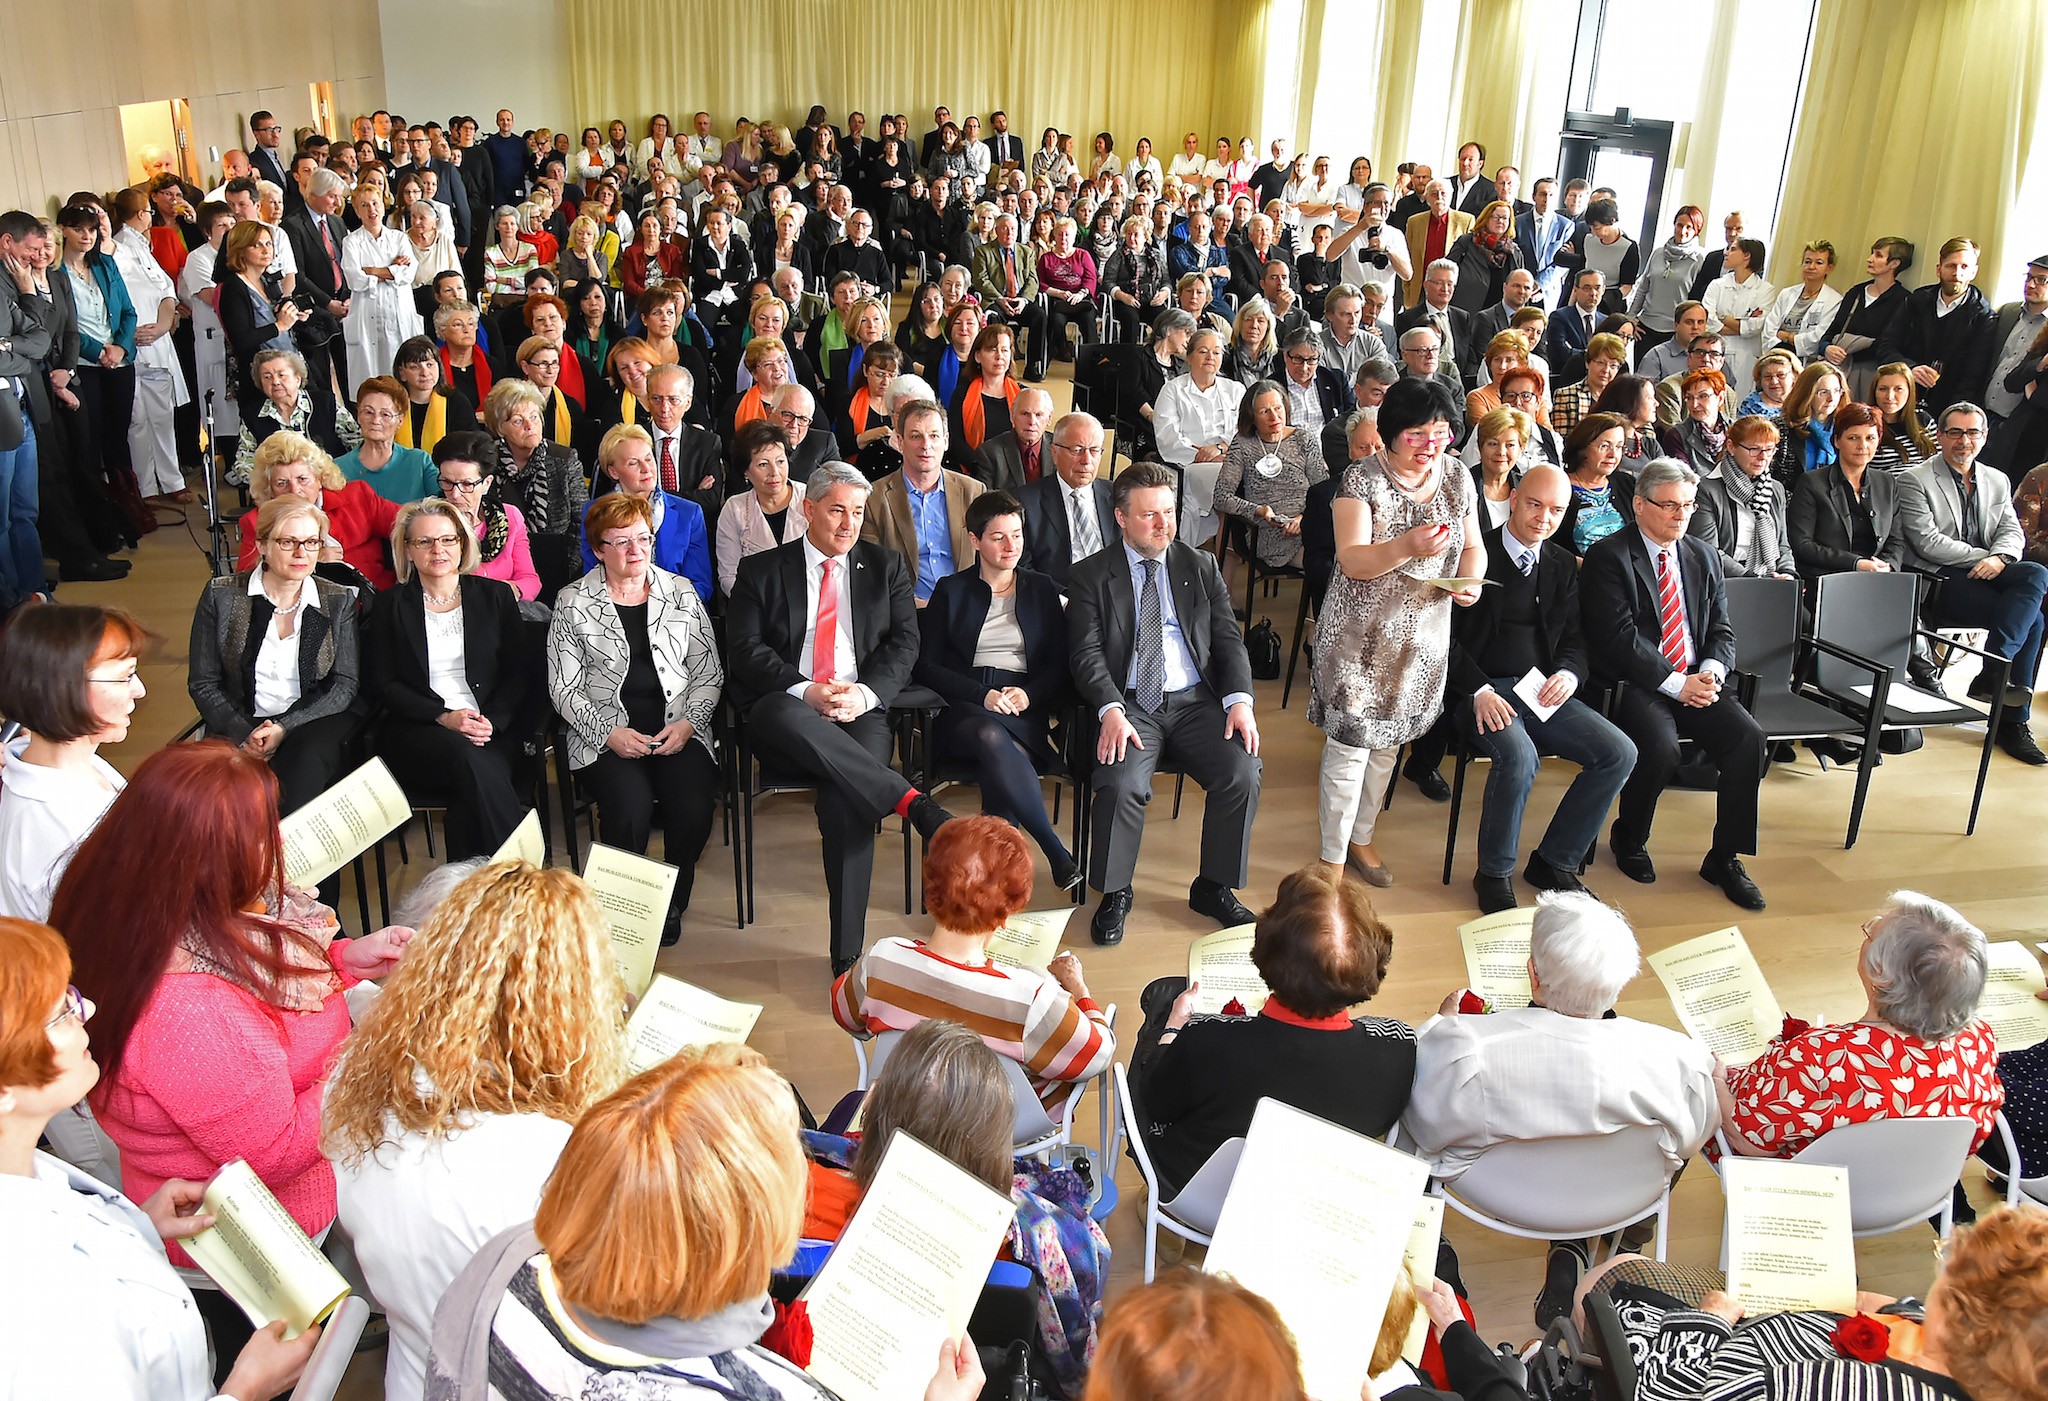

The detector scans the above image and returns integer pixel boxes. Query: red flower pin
[1781,1015,1814,1041]
[1830,1313,1889,1363]
[1222,997,1248,1017]
[761,1298,813,1366]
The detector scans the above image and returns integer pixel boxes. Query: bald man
[1447,464,1637,914]
[972,386,1054,492]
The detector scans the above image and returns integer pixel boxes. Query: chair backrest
[1448,1125,1671,1237]
[1790,1115,1979,1232]
[1162,1134,1246,1233]
[865,1028,1064,1150]
[1812,570,1918,692]
[289,1294,372,1401]
[1722,575,1801,693]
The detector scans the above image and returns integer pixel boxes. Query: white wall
[377,0,570,134]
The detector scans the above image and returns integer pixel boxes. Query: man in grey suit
[972,386,1054,492]
[1897,402,2048,764]
[1067,462,1262,945]
[1020,412,1120,587]
[1975,255,2048,474]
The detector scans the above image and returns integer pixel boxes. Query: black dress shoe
[1998,724,2048,766]
[1609,826,1657,883]
[1700,850,1766,909]
[1403,762,1452,802]
[1534,1244,1584,1329]
[59,556,131,582]
[1473,874,1517,914]
[1189,878,1255,927]
[1907,658,1945,692]
[830,954,859,978]
[906,793,956,840]
[1091,886,1133,945]
[1523,853,1588,894]
[659,910,683,947]
[1050,856,1087,893]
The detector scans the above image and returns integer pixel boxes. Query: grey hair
[1152,307,1197,341]
[769,382,816,415]
[254,180,283,203]
[408,197,442,232]
[645,361,695,399]
[1326,282,1364,307]
[885,374,934,412]
[1529,891,1642,1017]
[1863,891,1988,1040]
[392,858,489,930]
[1189,325,1227,354]
[1634,456,1699,500]
[493,203,519,225]
[1426,258,1459,279]
[804,460,871,502]
[1356,356,1400,388]
[433,301,479,333]
[308,168,349,199]
[1343,407,1379,439]
[1399,326,1440,350]
[250,346,309,383]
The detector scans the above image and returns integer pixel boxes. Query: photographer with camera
[1322,181,1410,309]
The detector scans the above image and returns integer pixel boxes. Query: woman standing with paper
[325,863,627,1401]
[51,742,410,1379]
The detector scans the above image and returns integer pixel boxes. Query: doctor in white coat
[341,185,422,400]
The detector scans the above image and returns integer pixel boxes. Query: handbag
[1245,617,1282,680]
[0,379,23,452]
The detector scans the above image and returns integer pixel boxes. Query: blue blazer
[580,490,713,601]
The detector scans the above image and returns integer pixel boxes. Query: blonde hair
[255,494,328,543]
[390,498,481,581]
[1232,296,1278,358]
[1476,405,1535,449]
[250,431,345,503]
[598,421,654,475]
[322,863,627,1163]
[534,1044,804,1324]
[482,377,546,433]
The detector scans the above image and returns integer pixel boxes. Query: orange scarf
[960,376,1020,450]
[734,386,769,430]
[848,387,872,436]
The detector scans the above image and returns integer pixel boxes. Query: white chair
[288,1293,372,1401]
[1433,1125,1675,1261]
[1993,1111,2044,1207]
[1772,1116,1983,1238]
[1112,1061,1244,1282]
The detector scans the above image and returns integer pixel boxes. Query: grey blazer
[545,564,723,769]
[1897,458,2025,571]
[187,571,360,741]
[1688,466,1795,578]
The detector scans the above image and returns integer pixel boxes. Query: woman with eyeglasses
[337,375,439,504]
[235,430,402,589]
[515,334,595,465]
[0,605,150,920]
[577,424,711,599]
[1558,411,1633,558]
[365,498,528,860]
[483,378,587,601]
[1660,368,1734,478]
[1690,415,1795,579]
[1768,361,1847,495]
[547,492,722,943]
[432,430,540,602]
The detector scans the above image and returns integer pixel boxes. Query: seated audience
[365,499,529,860]
[325,862,627,1401]
[972,384,1054,493]
[484,377,588,599]
[338,374,440,503]
[865,398,987,602]
[514,332,597,463]
[1767,361,1847,494]
[433,430,542,602]
[1223,296,1278,386]
[1739,346,1800,421]
[54,741,410,1374]
[435,302,500,410]
[634,363,724,526]
[1212,377,1328,575]
[229,345,362,487]
[392,335,480,453]
[717,420,808,595]
[1660,369,1733,476]
[1468,406,1528,528]
[1869,359,1940,472]
[1789,401,1907,579]
[1130,863,1415,1194]
[577,423,713,599]
[831,815,1112,1096]
[1690,414,1797,579]
[834,341,904,463]
[1020,411,1120,587]
[1404,890,1716,1325]
[0,605,147,920]
[547,493,723,942]
[948,323,1023,459]
[0,916,322,1400]
[1154,327,1246,546]
[1653,333,1736,430]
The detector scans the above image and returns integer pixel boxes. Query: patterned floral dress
[1724,1018,2004,1156]
[1307,453,1473,750]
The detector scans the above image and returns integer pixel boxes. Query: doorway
[1555,110,1674,249]
[118,99,196,187]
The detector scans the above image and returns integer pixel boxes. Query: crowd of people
[2,96,2048,1401]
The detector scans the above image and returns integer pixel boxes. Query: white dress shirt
[789,537,879,714]
[1638,536,1727,696]
[249,570,315,717]
[0,736,124,920]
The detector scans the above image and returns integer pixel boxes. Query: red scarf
[442,344,492,400]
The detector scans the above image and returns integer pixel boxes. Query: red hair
[1083,1270,1307,1401]
[1680,368,1727,397]
[0,918,71,1089]
[51,741,313,1094]
[923,814,1033,936]
[1833,401,1883,436]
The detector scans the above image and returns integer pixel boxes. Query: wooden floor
[80,367,2035,1398]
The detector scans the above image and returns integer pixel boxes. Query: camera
[289,291,324,314]
[1361,225,1389,269]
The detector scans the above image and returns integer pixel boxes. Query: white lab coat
[1701,272,1777,398]
[342,223,423,399]
[1758,282,1845,362]
[111,227,191,496]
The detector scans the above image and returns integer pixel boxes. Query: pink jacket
[472,502,542,601]
[96,965,355,1266]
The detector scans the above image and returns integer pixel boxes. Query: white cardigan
[1759,282,1846,362]
[715,491,809,596]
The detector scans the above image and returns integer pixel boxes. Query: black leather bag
[1246,617,1281,679]
[0,380,23,451]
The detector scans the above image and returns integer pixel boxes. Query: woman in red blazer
[237,430,403,589]
[619,212,686,300]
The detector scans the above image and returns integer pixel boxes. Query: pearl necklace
[422,582,460,608]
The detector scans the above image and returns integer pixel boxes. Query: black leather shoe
[1998,724,2048,766]
[1050,856,1087,893]
[830,954,858,978]
[1091,887,1133,945]
[1189,878,1255,927]
[1473,874,1517,914]
[1700,850,1766,909]
[1907,657,1944,692]
[659,910,683,947]
[1534,1244,1584,1329]
[906,793,956,840]
[1524,853,1588,894]
[1610,825,1657,883]
[1404,762,1452,802]
[59,556,131,581]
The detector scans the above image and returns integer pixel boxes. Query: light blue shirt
[906,474,953,601]
[1110,543,1254,716]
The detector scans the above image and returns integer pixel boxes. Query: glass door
[1555,112,1675,249]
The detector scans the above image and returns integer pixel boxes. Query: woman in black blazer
[913,490,1078,888]
[1788,402,1907,580]
[364,498,531,859]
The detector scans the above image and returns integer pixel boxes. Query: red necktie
[1023,441,1041,483]
[813,559,839,682]
[658,434,678,493]
[1655,550,1688,672]
[1004,248,1017,296]
[319,218,339,274]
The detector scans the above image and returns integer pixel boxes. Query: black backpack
[1245,617,1282,680]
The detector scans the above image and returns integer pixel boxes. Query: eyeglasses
[1398,428,1453,447]
[1285,353,1319,366]
[1688,347,1725,359]
[88,668,143,686]
[269,536,322,554]
[409,533,462,550]
[1939,426,1986,440]
[1730,440,1777,454]
[599,534,654,552]
[441,476,486,493]
[1054,441,1104,456]
[47,985,88,1028]
[1643,497,1697,514]
[1501,390,1540,405]
[777,411,813,427]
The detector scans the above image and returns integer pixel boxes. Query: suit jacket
[1543,303,1602,368]
[972,431,1048,494]
[726,538,919,709]
[1450,174,1498,218]
[1517,208,1574,285]
[545,563,723,769]
[861,468,986,581]
[1688,468,1796,579]
[914,566,1071,713]
[282,207,349,310]
[578,490,713,600]
[1287,365,1357,425]
[365,573,526,735]
[1581,525,1736,691]
[249,144,291,193]
[1395,300,1478,381]
[1789,463,1907,579]
[689,236,753,317]
[1874,285,1994,413]
[187,572,360,741]
[1961,299,2033,408]
[1020,475,1119,585]
[1226,241,1281,305]
[421,156,472,246]
[971,240,1039,305]
[1400,210,1474,307]
[1447,524,1588,699]
[1896,459,2025,571]
[1066,540,1254,713]
[986,131,1025,169]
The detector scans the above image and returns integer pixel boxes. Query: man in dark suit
[1277,327,1356,434]
[972,216,1049,380]
[727,462,957,973]
[1448,142,1498,217]
[1395,328,1466,433]
[919,106,953,170]
[1068,462,1263,945]
[973,386,1054,492]
[247,111,291,192]
[1020,412,1119,587]
[1874,238,1995,417]
[1396,265,1477,384]
[1544,268,1607,369]
[399,124,472,252]
[281,168,353,403]
[986,111,1025,175]
[1580,458,1768,909]
[1471,268,1538,351]
[1449,466,1638,913]
[689,208,752,329]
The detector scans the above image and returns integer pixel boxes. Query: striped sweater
[830,938,1115,1096]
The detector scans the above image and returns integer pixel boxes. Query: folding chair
[1434,1125,1675,1262]
[1774,1116,1987,1238]
[1113,1062,1245,1281]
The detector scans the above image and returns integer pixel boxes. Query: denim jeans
[0,427,42,608]
[1465,684,1637,878]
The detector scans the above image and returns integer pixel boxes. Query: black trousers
[989,300,1049,370]
[377,718,528,861]
[268,710,360,817]
[934,684,1071,868]
[1042,295,1098,359]
[72,363,149,538]
[579,741,719,912]
[1610,685,1764,857]
[746,694,910,965]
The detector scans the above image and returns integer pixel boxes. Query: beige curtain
[1371,0,1430,172]
[562,0,1265,160]
[1447,0,1538,169]
[1772,0,2047,289]
[1676,0,1742,214]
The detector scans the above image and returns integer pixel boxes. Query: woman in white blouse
[1700,236,1776,403]
[1152,327,1245,547]
[402,197,461,319]
[324,861,627,1401]
[111,191,192,500]
[1126,137,1164,194]
[0,605,148,920]
[342,185,423,400]
[1760,239,1845,363]
[716,420,806,596]
[633,113,678,184]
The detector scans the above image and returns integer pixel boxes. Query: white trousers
[127,365,183,496]
[1317,738,1397,863]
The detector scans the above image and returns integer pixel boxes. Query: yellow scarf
[620,392,639,426]
[397,393,448,452]
[549,388,574,447]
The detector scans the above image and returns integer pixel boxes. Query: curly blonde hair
[322,862,628,1163]
[249,431,345,503]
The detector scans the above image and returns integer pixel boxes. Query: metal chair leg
[1442,748,1470,886]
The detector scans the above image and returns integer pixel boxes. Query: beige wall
[0,0,383,212]
[378,0,571,138]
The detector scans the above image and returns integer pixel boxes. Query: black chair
[1720,575,1886,848]
[1281,573,1318,709]
[1809,570,2010,838]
